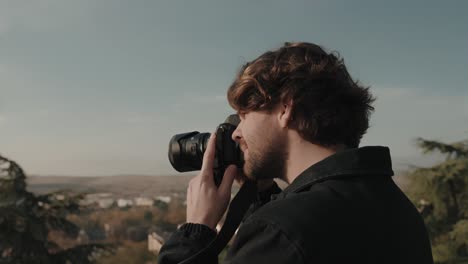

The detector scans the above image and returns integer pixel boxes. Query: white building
[98,198,115,209]
[87,193,113,200]
[117,198,134,208]
[155,196,171,204]
[55,194,65,201]
[135,197,153,207]
[81,193,114,207]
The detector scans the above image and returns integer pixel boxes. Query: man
[158,42,434,263]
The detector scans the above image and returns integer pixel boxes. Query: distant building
[135,197,153,207]
[104,223,114,238]
[98,198,114,209]
[55,194,65,201]
[117,198,134,208]
[155,196,171,204]
[80,193,114,207]
[79,199,94,207]
[87,193,113,199]
[76,229,89,244]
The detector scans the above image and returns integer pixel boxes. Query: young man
[158,42,434,263]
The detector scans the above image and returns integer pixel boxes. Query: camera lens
[168,132,211,172]
[168,114,242,176]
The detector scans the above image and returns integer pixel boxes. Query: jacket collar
[282,146,394,194]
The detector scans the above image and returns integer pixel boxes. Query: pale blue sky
[1,0,467,176]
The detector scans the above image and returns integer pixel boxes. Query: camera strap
[179,180,258,264]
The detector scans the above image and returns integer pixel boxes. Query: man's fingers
[200,132,216,180]
[219,165,237,197]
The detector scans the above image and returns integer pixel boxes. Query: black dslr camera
[168,114,244,187]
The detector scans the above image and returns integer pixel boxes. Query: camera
[168,114,244,187]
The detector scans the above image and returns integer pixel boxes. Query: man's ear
[278,100,293,129]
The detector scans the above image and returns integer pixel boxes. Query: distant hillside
[27,173,410,198]
[27,175,194,197]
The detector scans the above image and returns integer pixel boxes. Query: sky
[0,0,467,176]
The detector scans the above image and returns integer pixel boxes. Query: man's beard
[244,137,287,180]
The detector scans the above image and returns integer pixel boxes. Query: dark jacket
[158,146,434,264]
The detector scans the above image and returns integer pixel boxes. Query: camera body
[168,114,244,186]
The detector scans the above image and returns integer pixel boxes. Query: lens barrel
[168,114,243,177]
[168,132,211,172]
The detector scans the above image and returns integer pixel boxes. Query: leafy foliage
[406,138,468,263]
[0,154,114,263]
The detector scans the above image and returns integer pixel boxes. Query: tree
[406,138,468,263]
[0,154,114,263]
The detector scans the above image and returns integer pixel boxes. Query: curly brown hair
[227,42,376,148]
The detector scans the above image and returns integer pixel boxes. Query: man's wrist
[185,216,217,231]
[180,222,217,235]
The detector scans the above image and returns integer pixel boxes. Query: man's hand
[186,133,237,231]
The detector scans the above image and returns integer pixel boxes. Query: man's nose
[231,126,241,143]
